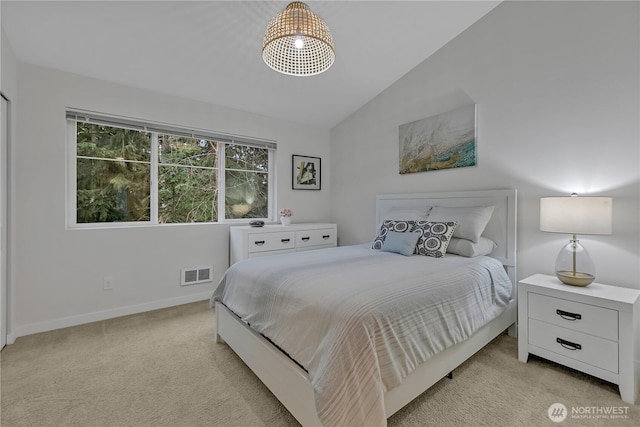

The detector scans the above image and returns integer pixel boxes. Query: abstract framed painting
[292,154,321,190]
[399,104,477,174]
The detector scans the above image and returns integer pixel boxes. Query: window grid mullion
[268,149,275,220]
[67,121,78,228]
[217,143,226,222]
[151,133,159,224]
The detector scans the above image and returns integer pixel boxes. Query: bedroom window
[67,110,275,227]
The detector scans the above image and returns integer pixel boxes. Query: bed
[211,189,517,426]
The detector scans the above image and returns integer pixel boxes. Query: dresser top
[231,222,336,231]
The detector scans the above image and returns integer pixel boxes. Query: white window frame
[66,110,276,228]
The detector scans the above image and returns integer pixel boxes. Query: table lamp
[539,194,612,286]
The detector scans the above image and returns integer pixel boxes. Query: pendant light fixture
[262,2,335,76]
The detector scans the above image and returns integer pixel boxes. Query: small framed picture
[292,155,321,190]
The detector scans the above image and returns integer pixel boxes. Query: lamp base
[556,270,595,287]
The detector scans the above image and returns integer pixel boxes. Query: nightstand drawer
[529,319,618,373]
[528,292,618,340]
[296,228,336,248]
[247,231,296,253]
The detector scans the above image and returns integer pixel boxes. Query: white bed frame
[214,189,517,426]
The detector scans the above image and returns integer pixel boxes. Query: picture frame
[399,104,477,174]
[292,155,321,190]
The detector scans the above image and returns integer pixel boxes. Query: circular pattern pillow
[413,221,458,257]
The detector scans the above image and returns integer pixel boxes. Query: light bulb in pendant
[294,35,304,49]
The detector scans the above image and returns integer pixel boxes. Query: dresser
[230,223,337,265]
[518,274,640,403]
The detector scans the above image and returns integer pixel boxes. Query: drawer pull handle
[556,309,581,321]
[281,238,290,243]
[557,338,582,351]
[254,240,265,246]
[301,237,310,242]
[323,235,330,239]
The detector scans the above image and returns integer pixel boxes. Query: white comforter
[211,244,512,427]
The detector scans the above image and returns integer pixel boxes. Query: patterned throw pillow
[413,221,458,257]
[371,220,415,250]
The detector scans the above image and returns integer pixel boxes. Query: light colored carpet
[1,300,637,426]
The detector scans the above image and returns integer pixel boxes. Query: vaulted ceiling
[2,1,501,129]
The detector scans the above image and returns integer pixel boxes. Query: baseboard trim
[6,292,212,345]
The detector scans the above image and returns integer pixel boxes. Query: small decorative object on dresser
[279,208,293,226]
[229,223,337,264]
[518,274,640,403]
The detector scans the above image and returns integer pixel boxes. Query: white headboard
[376,189,517,285]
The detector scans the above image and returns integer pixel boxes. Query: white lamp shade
[540,196,612,235]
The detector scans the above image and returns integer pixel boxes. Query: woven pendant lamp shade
[262,2,335,76]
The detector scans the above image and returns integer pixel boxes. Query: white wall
[6,1,639,343]
[1,28,18,346]
[9,64,331,341]
[0,29,17,100]
[330,1,639,289]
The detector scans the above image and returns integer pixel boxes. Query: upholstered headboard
[376,189,517,285]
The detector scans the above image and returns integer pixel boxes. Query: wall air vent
[181,266,213,286]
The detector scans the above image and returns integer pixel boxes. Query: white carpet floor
[1,300,638,426]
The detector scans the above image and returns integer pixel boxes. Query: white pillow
[376,207,430,231]
[447,237,497,257]
[384,207,431,221]
[427,205,494,243]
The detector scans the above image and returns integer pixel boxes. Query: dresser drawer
[230,223,337,264]
[528,292,618,341]
[247,231,296,253]
[296,228,336,248]
[529,319,618,373]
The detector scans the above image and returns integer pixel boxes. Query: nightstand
[518,274,640,404]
